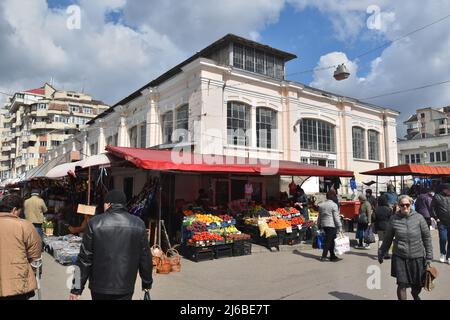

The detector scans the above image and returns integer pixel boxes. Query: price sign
[286,227,293,233]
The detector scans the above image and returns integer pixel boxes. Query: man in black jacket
[69,190,153,300]
[431,183,450,264]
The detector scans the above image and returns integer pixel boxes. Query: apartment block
[0,83,109,181]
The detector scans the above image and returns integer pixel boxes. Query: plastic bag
[364,225,376,244]
[334,233,350,255]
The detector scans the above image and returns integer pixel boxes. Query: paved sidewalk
[36,231,450,300]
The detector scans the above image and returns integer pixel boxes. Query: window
[443,151,448,162]
[40,141,47,147]
[162,111,173,144]
[16,93,24,99]
[436,151,441,162]
[227,102,251,146]
[54,115,68,123]
[244,47,255,72]
[51,141,61,147]
[69,105,79,113]
[410,154,415,164]
[106,136,113,146]
[274,57,283,80]
[129,126,138,148]
[255,50,265,74]
[416,153,421,163]
[114,133,118,146]
[140,124,146,148]
[352,127,365,159]
[83,107,93,114]
[439,119,445,125]
[233,44,244,69]
[175,105,189,142]
[300,119,335,152]
[368,130,380,160]
[301,157,309,164]
[439,128,446,135]
[265,55,274,78]
[327,160,336,168]
[310,159,319,166]
[256,107,277,149]
[90,143,98,155]
[430,152,435,162]
[38,103,47,110]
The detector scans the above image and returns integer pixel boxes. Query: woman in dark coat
[378,195,433,300]
[295,187,309,221]
[373,195,393,258]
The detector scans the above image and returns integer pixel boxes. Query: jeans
[33,224,44,251]
[322,227,337,259]
[91,292,133,300]
[438,224,450,259]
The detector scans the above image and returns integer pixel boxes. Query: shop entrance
[161,173,176,245]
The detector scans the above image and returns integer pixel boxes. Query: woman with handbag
[356,194,372,249]
[378,195,433,300]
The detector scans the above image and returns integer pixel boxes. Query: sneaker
[440,254,446,263]
[319,257,328,262]
[364,245,371,250]
[448,258,450,265]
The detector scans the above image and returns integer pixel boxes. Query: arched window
[227,101,251,146]
[300,119,335,152]
[352,127,365,159]
[368,130,380,160]
[162,111,173,144]
[175,104,189,143]
[256,107,277,149]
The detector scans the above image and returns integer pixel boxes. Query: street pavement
[36,230,449,300]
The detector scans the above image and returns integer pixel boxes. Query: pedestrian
[384,185,398,210]
[69,190,153,300]
[295,186,309,221]
[365,189,377,211]
[349,176,357,198]
[356,194,373,249]
[378,195,433,300]
[327,188,339,207]
[24,189,48,243]
[372,195,393,258]
[415,187,433,227]
[430,183,450,264]
[317,190,343,262]
[0,194,42,300]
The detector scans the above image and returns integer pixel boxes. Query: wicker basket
[171,264,181,272]
[151,244,163,258]
[167,248,181,272]
[156,254,171,274]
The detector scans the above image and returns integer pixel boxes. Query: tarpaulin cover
[360,164,450,177]
[106,146,354,177]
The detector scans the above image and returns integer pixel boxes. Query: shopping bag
[334,233,350,256]
[364,225,376,244]
[423,265,438,292]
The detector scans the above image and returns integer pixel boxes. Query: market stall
[105,146,354,260]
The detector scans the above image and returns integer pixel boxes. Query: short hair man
[24,189,48,243]
[70,190,153,300]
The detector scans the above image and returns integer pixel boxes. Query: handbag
[364,225,376,244]
[358,213,368,224]
[423,265,438,292]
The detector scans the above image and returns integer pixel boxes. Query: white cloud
[0,0,285,106]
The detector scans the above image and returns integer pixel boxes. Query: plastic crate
[232,241,252,256]
[181,245,215,262]
[214,244,233,259]
[339,201,361,220]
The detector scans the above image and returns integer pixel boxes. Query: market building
[0,83,109,184]
[398,106,450,165]
[48,34,399,197]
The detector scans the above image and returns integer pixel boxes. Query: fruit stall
[238,205,315,250]
[181,210,252,262]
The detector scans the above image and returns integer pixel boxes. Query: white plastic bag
[334,233,351,256]
[431,218,437,230]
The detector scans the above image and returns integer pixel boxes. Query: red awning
[106,146,354,177]
[360,164,450,177]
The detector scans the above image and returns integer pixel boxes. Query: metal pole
[376,176,379,197]
[87,167,91,205]
[394,176,397,193]
[158,172,162,247]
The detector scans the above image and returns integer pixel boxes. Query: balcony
[1,146,11,152]
[31,122,76,131]
[0,155,9,161]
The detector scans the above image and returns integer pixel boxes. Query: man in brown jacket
[24,190,48,242]
[0,194,42,300]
